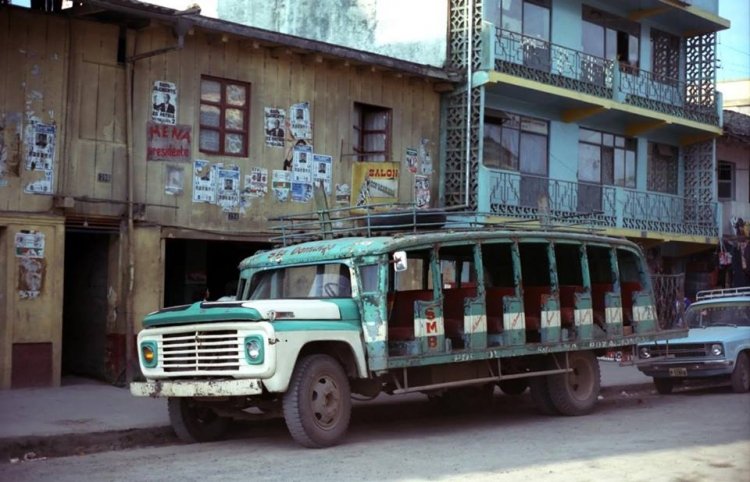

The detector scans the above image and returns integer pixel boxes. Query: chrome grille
[161,329,241,372]
[649,343,708,358]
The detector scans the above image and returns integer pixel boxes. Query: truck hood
[143,299,343,328]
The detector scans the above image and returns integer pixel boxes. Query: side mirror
[392,251,408,272]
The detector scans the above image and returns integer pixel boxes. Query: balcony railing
[487,170,718,237]
[493,28,719,126]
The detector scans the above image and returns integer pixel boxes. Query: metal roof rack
[695,286,750,301]
[270,201,606,247]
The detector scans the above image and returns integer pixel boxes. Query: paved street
[2,384,748,482]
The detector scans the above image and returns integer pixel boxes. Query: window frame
[483,112,549,174]
[199,75,251,157]
[353,102,392,162]
[582,5,640,72]
[577,128,636,188]
[717,161,734,201]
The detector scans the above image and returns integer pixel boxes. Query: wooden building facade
[0,1,451,388]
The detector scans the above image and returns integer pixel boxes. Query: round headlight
[246,339,261,360]
[710,344,723,356]
[639,346,651,359]
[142,345,155,363]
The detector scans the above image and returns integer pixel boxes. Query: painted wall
[717,140,750,233]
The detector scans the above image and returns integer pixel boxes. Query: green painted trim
[244,335,264,365]
[272,320,361,332]
[140,340,158,369]
[143,303,262,327]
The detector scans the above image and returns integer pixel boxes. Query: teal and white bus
[131,210,685,447]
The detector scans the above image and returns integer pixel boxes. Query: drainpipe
[123,18,191,385]
[464,0,474,208]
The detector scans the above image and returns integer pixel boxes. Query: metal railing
[493,27,719,126]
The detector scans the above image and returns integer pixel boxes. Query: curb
[0,426,176,464]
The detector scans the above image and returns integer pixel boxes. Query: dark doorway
[62,231,112,380]
[164,239,268,307]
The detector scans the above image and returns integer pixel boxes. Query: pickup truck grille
[649,343,708,358]
[161,330,241,372]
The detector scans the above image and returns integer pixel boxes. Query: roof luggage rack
[695,287,750,301]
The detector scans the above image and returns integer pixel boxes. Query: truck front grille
[650,343,708,358]
[161,329,241,372]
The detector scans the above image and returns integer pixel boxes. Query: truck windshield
[685,303,750,328]
[247,263,352,300]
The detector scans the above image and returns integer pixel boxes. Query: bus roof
[240,229,641,270]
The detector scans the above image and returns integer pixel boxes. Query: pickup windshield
[247,263,352,300]
[686,302,750,328]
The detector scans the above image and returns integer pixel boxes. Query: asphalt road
[2,385,748,482]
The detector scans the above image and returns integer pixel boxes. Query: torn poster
[146,123,191,162]
[151,81,177,125]
[192,159,216,203]
[335,183,351,204]
[217,165,240,212]
[25,122,55,171]
[264,107,286,148]
[291,181,313,203]
[419,138,433,175]
[243,167,268,198]
[289,102,312,140]
[15,230,45,258]
[415,174,430,208]
[352,162,399,207]
[272,169,291,202]
[24,169,54,194]
[165,164,184,196]
[312,154,332,194]
[18,257,45,299]
[405,147,418,174]
[0,112,22,184]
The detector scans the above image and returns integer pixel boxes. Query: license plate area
[669,367,687,377]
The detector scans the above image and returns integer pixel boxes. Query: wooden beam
[561,106,605,123]
[680,131,720,146]
[433,82,455,93]
[628,7,670,21]
[624,120,668,136]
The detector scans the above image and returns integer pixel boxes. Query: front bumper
[637,359,734,378]
[130,378,263,398]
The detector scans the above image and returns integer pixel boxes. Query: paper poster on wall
[243,167,268,199]
[18,257,45,299]
[313,154,332,194]
[419,138,433,175]
[165,164,184,195]
[24,169,54,194]
[217,165,240,212]
[415,174,430,208]
[272,169,291,202]
[292,145,313,184]
[335,184,351,205]
[15,231,45,258]
[291,181,313,203]
[405,147,418,174]
[23,121,55,194]
[289,102,312,140]
[151,81,177,125]
[146,122,191,162]
[192,159,215,203]
[264,107,286,148]
[352,162,399,207]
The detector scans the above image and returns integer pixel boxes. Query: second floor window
[484,112,548,175]
[582,5,640,72]
[199,76,250,157]
[353,103,391,162]
[647,142,678,195]
[578,129,636,188]
[717,161,734,201]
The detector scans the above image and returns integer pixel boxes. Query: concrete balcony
[484,170,718,240]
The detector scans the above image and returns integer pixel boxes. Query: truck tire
[653,377,674,395]
[547,351,601,416]
[529,375,559,415]
[168,397,229,443]
[283,354,351,448]
[730,352,750,393]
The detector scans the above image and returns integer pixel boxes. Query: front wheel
[547,351,601,416]
[283,354,351,448]
[168,397,229,443]
[653,377,674,395]
[730,352,750,393]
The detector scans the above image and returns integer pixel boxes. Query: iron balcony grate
[161,329,241,372]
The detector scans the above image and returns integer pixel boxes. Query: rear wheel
[547,351,601,416]
[283,354,351,448]
[168,397,229,443]
[529,375,559,415]
[653,377,674,395]
[730,352,750,393]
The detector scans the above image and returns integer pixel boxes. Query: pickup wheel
[283,354,351,448]
[168,397,229,443]
[547,351,601,416]
[653,377,674,394]
[730,352,750,393]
